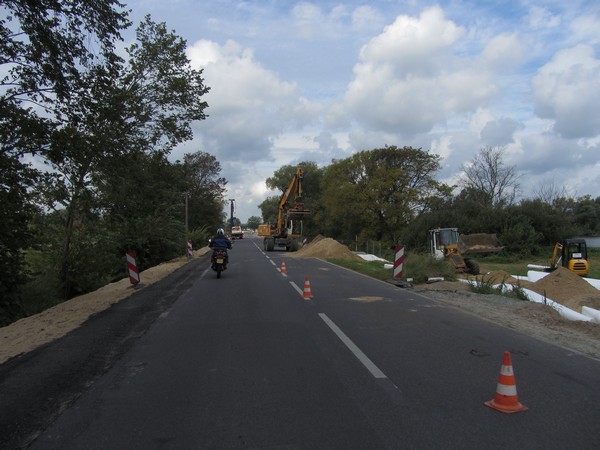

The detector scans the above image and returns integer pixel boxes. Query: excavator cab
[550,239,589,276]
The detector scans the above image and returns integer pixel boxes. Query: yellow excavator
[548,239,589,276]
[428,227,503,275]
[258,168,311,252]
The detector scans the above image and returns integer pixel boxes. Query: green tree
[180,151,227,235]
[258,196,280,225]
[0,0,129,318]
[122,15,209,154]
[99,152,189,271]
[245,216,262,230]
[574,195,600,235]
[320,146,447,243]
[37,16,210,298]
[0,0,129,103]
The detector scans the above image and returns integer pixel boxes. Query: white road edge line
[318,313,387,379]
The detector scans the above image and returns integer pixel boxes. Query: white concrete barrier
[583,277,600,290]
[582,306,600,324]
[521,289,591,322]
[458,278,592,322]
[527,270,549,282]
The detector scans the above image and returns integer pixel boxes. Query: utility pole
[185,193,189,238]
[228,199,235,230]
[185,192,190,258]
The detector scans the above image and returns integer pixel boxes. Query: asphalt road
[2,237,600,449]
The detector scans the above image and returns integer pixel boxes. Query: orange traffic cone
[303,276,314,299]
[281,261,287,275]
[485,351,528,413]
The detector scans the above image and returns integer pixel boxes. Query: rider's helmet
[217,228,225,236]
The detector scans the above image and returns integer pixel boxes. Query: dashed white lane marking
[318,313,387,379]
[253,240,288,277]
[290,281,303,297]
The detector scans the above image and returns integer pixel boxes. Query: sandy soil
[413,280,600,360]
[0,248,211,364]
[1,240,599,365]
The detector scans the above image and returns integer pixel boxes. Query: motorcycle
[211,248,228,278]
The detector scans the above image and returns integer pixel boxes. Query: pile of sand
[291,235,362,261]
[527,267,600,312]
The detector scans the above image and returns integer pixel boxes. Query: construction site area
[1,235,599,364]
[290,235,600,356]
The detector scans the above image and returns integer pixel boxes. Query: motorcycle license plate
[216,258,224,264]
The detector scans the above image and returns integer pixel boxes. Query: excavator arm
[275,168,306,234]
[259,167,311,251]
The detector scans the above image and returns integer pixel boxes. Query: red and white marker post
[126,250,140,285]
[393,244,405,281]
[187,240,193,259]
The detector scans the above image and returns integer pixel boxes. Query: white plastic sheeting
[458,277,596,322]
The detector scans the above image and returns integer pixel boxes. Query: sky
[122,0,600,223]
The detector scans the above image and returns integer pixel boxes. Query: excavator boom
[259,168,311,251]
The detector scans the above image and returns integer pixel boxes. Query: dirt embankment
[0,248,211,365]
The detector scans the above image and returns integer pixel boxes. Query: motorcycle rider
[209,228,232,264]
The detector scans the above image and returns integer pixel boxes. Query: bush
[404,253,457,284]
[468,275,529,301]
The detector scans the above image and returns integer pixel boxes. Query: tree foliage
[319,146,447,242]
[180,151,227,233]
[0,9,216,323]
[458,146,520,207]
[1,0,130,321]
[245,216,262,230]
[262,146,599,259]
[0,0,129,103]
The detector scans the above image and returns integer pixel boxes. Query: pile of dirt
[459,233,503,253]
[527,267,600,312]
[291,236,362,261]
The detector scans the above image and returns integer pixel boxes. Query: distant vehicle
[231,226,243,239]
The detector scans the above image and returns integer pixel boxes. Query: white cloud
[126,0,600,220]
[357,6,464,75]
[186,38,314,165]
[482,33,526,72]
[532,44,600,138]
[527,6,561,29]
[183,38,328,216]
[351,5,382,30]
[480,117,525,146]
[569,15,600,45]
[343,6,499,136]
[292,2,323,39]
